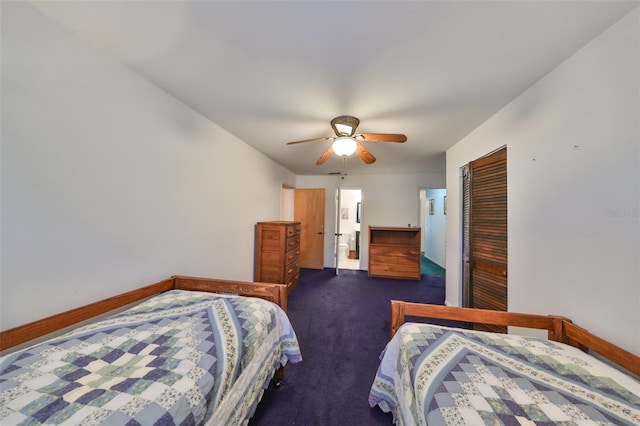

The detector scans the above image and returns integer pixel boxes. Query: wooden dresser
[368,226,421,280]
[255,221,301,293]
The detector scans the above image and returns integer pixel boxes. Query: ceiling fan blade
[355,142,376,164]
[287,136,333,145]
[316,146,334,165]
[359,133,407,143]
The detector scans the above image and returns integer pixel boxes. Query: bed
[369,301,640,426]
[0,275,302,425]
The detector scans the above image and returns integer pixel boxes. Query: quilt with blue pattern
[1,290,302,425]
[369,323,639,426]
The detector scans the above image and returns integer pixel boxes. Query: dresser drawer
[369,254,419,266]
[284,263,300,287]
[285,223,301,238]
[285,235,300,251]
[285,247,300,266]
[369,263,420,280]
[370,245,419,256]
[285,263,299,283]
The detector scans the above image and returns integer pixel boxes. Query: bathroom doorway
[336,188,362,272]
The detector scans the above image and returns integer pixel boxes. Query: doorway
[419,188,446,276]
[336,188,362,271]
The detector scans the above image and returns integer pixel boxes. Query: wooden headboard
[390,301,640,377]
[0,276,288,351]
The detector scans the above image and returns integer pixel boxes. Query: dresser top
[369,226,420,232]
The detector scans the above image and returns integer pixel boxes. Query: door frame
[334,187,363,274]
[462,147,507,331]
[419,188,447,272]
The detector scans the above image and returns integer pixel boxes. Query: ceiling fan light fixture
[332,136,357,157]
[335,123,354,135]
[331,115,360,136]
[287,116,404,166]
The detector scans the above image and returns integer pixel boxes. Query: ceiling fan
[287,115,407,165]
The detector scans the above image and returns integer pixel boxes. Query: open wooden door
[294,188,325,269]
[466,147,507,333]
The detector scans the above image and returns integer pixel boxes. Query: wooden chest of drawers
[255,221,301,293]
[368,226,421,280]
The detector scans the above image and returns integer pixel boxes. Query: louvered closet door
[469,148,507,333]
[462,165,470,308]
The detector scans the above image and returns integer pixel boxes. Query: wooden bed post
[276,285,287,313]
[549,316,568,342]
[390,300,405,338]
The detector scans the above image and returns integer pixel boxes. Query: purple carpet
[249,268,446,425]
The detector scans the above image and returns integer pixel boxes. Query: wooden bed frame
[390,301,640,376]
[0,275,288,352]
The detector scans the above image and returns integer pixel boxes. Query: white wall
[0,2,296,329]
[298,172,446,269]
[446,8,639,353]
[281,187,295,221]
[422,188,447,268]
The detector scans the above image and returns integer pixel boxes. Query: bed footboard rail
[561,320,640,376]
[1,275,289,351]
[390,301,565,341]
[0,278,175,351]
[390,301,640,377]
[173,275,288,312]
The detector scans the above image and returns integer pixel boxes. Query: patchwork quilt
[1,290,302,425]
[369,323,640,426]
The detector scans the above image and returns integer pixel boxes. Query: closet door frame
[463,147,508,333]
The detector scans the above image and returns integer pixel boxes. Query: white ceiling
[31,0,638,175]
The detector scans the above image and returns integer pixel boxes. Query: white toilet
[339,235,350,259]
[339,242,349,259]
